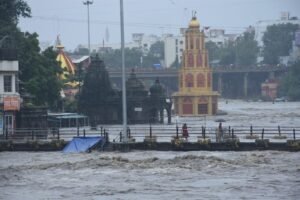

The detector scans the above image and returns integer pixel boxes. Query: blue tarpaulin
[63,137,104,153]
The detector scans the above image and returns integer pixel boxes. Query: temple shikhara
[173,15,219,116]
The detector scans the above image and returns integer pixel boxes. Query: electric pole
[83,0,93,54]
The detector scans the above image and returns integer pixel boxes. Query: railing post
[83,129,86,137]
[5,128,8,140]
[127,127,131,138]
[261,128,264,139]
[293,129,296,140]
[31,130,34,141]
[228,126,231,135]
[203,127,206,139]
[176,125,179,138]
[106,131,109,143]
[101,126,103,136]
[231,129,234,139]
[77,125,79,137]
[119,132,122,142]
[250,125,253,136]
[57,128,60,140]
[278,125,281,136]
[150,124,152,138]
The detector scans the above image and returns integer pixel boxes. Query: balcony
[0,93,20,104]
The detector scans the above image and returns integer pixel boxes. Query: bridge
[107,65,289,98]
[108,65,288,78]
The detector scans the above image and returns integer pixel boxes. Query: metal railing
[0,125,298,143]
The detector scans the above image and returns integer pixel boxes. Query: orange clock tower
[172,15,219,116]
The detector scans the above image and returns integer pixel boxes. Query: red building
[261,79,279,100]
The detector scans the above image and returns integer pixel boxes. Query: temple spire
[55,35,64,50]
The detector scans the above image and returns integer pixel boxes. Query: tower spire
[55,35,64,50]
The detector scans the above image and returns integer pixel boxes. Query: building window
[188,53,194,67]
[198,104,208,114]
[180,40,183,45]
[185,73,194,87]
[4,75,12,92]
[197,73,205,87]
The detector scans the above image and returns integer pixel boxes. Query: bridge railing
[0,125,298,143]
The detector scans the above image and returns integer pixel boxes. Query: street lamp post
[83,0,93,54]
[120,0,127,142]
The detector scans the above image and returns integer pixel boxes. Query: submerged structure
[78,56,172,125]
[172,15,219,116]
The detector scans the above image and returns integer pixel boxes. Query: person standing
[182,123,189,139]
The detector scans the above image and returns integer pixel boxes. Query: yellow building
[172,16,219,116]
[55,36,76,81]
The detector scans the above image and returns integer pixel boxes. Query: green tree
[98,41,164,69]
[149,41,164,59]
[25,47,62,108]
[0,0,30,23]
[236,30,258,66]
[0,0,62,109]
[170,56,180,68]
[263,23,299,64]
[280,61,300,100]
[219,41,236,65]
[205,41,221,62]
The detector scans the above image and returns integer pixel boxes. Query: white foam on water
[1,100,300,199]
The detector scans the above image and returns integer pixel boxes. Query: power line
[29,15,248,32]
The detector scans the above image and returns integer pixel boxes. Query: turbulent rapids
[0,100,300,199]
[0,151,299,199]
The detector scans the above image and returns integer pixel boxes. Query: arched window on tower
[185,73,194,88]
[197,51,202,67]
[196,38,200,49]
[188,52,194,67]
[197,73,205,87]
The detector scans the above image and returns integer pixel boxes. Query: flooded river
[0,100,300,199]
[0,151,299,200]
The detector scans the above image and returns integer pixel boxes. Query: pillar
[269,72,275,79]
[218,74,223,96]
[244,73,248,98]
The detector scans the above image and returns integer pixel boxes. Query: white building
[132,33,160,55]
[205,29,226,46]
[163,28,238,68]
[0,48,20,133]
[78,33,161,55]
[164,35,185,68]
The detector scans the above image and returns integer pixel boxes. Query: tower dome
[189,16,200,28]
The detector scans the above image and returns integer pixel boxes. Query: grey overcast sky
[19,0,300,51]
